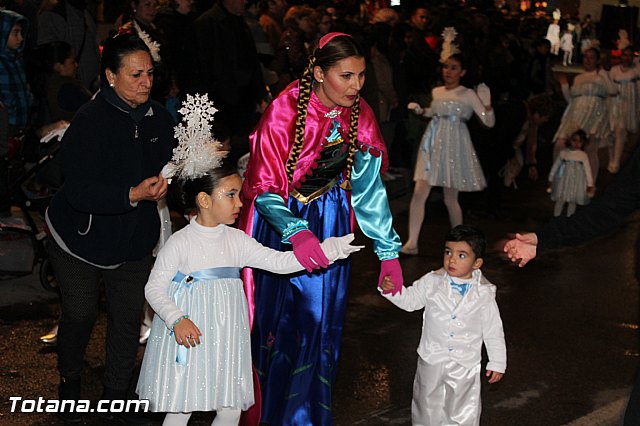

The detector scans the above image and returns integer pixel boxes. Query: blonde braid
[339,94,361,191]
[286,57,315,185]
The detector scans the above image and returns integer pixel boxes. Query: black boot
[58,376,81,424]
[100,386,152,425]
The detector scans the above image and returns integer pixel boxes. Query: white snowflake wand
[161,93,227,182]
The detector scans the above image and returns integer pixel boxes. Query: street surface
[0,147,638,426]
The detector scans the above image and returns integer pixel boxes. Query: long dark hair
[27,41,74,98]
[286,34,364,190]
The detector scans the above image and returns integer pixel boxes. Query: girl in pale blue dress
[401,54,495,255]
[548,130,594,217]
[136,160,361,426]
[553,48,617,182]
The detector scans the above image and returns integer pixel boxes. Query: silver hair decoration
[440,27,461,63]
[161,93,227,182]
[133,20,161,62]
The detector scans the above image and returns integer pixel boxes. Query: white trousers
[412,357,481,426]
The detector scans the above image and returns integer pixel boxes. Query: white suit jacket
[382,268,507,373]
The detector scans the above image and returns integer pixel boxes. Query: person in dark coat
[45,33,174,425]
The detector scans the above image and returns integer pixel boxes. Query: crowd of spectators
[0,0,621,217]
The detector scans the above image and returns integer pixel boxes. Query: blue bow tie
[450,282,471,296]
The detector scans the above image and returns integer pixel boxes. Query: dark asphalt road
[1,146,638,426]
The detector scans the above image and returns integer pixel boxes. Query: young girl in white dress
[401,30,494,256]
[553,47,617,183]
[135,96,361,426]
[548,130,594,217]
[608,46,640,173]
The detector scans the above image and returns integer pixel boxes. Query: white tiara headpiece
[161,93,226,182]
[440,27,461,63]
[133,20,161,62]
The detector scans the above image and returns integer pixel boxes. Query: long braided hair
[285,34,364,191]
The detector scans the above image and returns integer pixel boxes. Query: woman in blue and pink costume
[238,32,404,425]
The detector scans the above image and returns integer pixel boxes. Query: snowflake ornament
[133,20,161,62]
[161,93,226,182]
[440,27,461,63]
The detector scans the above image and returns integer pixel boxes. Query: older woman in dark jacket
[46,32,174,424]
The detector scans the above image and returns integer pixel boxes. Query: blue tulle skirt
[251,184,351,426]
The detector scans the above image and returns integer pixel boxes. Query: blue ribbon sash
[170,267,241,365]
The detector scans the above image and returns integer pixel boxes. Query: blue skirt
[251,184,351,426]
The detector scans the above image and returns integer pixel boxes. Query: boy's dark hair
[179,157,239,211]
[445,225,486,259]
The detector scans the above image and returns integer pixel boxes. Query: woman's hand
[378,258,403,295]
[503,232,538,267]
[130,172,168,203]
[174,318,202,348]
[290,230,329,272]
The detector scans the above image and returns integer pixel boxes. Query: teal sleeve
[255,192,309,244]
[350,150,401,260]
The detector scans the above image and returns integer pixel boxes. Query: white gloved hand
[40,125,69,143]
[407,102,424,115]
[476,83,491,107]
[320,233,365,262]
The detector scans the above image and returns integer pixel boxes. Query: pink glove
[379,258,404,296]
[290,230,330,273]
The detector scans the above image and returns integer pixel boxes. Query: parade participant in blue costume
[239,32,403,425]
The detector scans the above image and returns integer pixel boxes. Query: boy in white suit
[380,225,506,426]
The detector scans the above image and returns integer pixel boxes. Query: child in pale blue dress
[548,130,594,217]
[402,50,494,255]
[136,160,361,426]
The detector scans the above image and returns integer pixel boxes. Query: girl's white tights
[554,200,577,217]
[163,408,241,426]
[404,182,462,251]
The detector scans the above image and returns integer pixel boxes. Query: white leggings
[163,408,242,426]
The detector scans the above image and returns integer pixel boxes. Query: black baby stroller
[0,129,60,292]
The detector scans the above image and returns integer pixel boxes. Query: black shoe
[58,376,82,423]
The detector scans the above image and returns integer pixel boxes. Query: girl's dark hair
[565,129,588,148]
[180,158,240,211]
[445,225,486,259]
[444,52,467,70]
[27,41,74,98]
[40,41,74,74]
[286,34,364,189]
[100,32,151,83]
